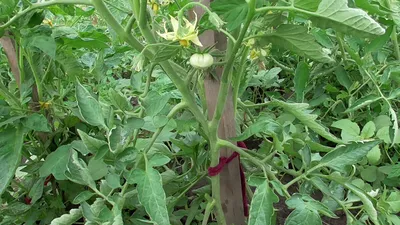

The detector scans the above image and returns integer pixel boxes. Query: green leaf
[354,0,389,16]
[125,117,145,130]
[148,153,171,167]
[130,167,170,225]
[330,179,379,225]
[108,88,133,111]
[388,163,400,178]
[29,178,44,204]
[39,145,71,180]
[211,0,248,30]
[142,91,170,117]
[81,201,98,222]
[149,45,180,63]
[22,113,51,132]
[0,127,24,195]
[105,173,121,189]
[360,166,378,182]
[308,0,385,37]
[88,158,108,181]
[361,121,376,139]
[344,94,382,113]
[312,29,334,48]
[24,35,57,59]
[294,0,321,11]
[0,0,17,22]
[376,126,391,143]
[319,140,381,172]
[271,100,344,144]
[334,66,352,91]
[365,26,393,53]
[387,191,400,213]
[65,150,96,189]
[248,180,279,225]
[72,191,95,204]
[232,117,281,141]
[76,81,106,128]
[331,119,360,142]
[50,208,82,225]
[285,208,321,225]
[366,146,381,165]
[258,25,334,63]
[374,115,392,130]
[71,140,90,156]
[294,62,310,102]
[108,126,129,154]
[77,129,107,154]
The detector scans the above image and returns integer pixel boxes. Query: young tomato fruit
[189,53,214,69]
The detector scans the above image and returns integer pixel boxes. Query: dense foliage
[0,0,399,224]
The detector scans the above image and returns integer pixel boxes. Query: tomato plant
[0,0,399,224]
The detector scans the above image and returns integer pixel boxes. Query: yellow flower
[43,19,53,27]
[148,0,159,14]
[157,14,202,47]
[39,101,51,109]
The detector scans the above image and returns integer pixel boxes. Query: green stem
[0,0,92,29]
[233,47,249,114]
[139,0,147,28]
[391,26,400,61]
[131,64,155,147]
[220,29,237,44]
[143,101,186,153]
[283,165,321,189]
[125,15,136,33]
[336,33,348,67]
[25,51,42,101]
[217,139,265,173]
[271,56,294,73]
[210,0,256,129]
[209,137,226,225]
[173,173,207,203]
[202,199,216,225]
[93,0,207,132]
[129,0,209,131]
[177,2,212,24]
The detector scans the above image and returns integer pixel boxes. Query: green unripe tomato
[189,53,213,69]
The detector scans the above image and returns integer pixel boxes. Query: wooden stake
[193,2,246,224]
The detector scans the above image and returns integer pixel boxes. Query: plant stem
[25,51,42,101]
[336,33,348,67]
[125,15,136,33]
[283,165,321,189]
[139,0,147,28]
[177,2,212,24]
[233,47,250,114]
[391,26,400,61]
[0,0,92,29]
[210,0,256,129]
[207,126,226,224]
[202,198,216,225]
[143,101,186,153]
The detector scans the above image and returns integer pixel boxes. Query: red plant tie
[207,141,249,217]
